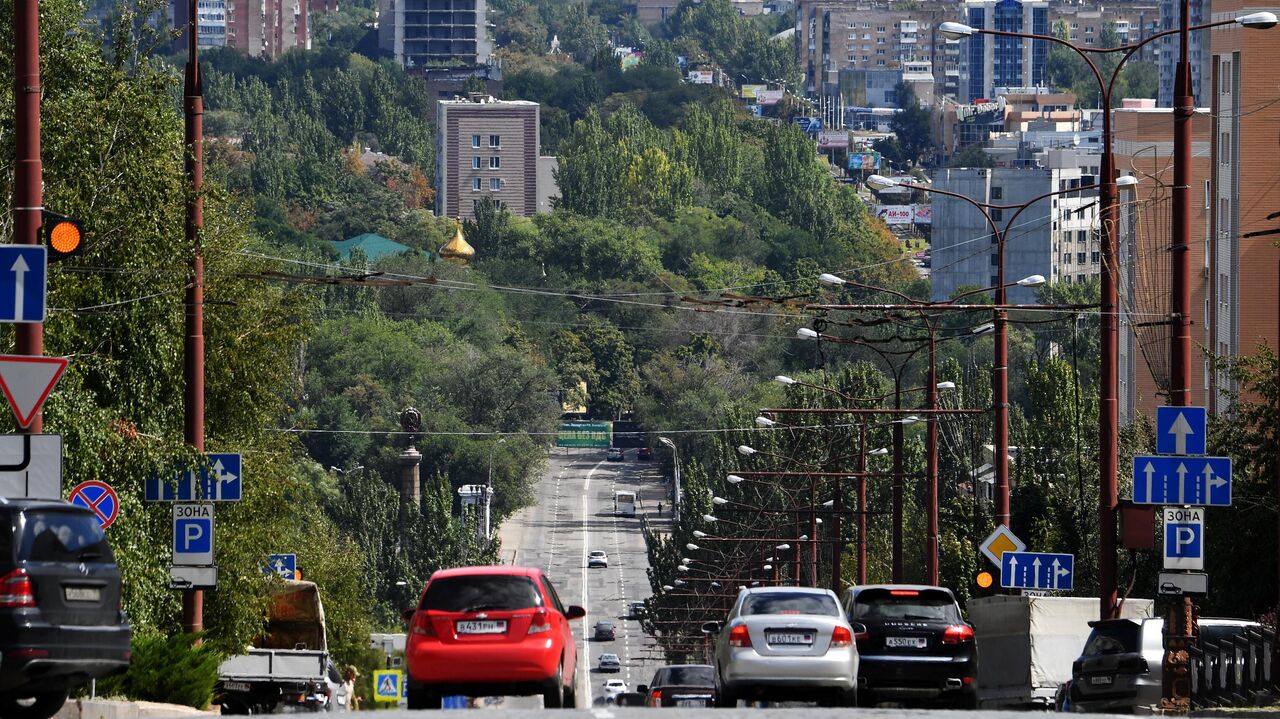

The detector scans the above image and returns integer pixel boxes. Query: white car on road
[587,550,608,568]
[602,679,627,703]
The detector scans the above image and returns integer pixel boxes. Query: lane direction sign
[1157,406,1207,456]
[0,433,62,499]
[69,480,120,529]
[1132,455,1231,506]
[1163,507,1205,570]
[0,245,47,323]
[980,524,1027,567]
[173,503,214,565]
[267,553,297,580]
[1000,551,1074,591]
[145,453,243,502]
[0,355,67,428]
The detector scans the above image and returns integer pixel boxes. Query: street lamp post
[659,436,680,519]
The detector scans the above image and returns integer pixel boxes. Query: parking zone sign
[173,503,214,566]
[1163,507,1204,570]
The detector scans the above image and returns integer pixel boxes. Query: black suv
[0,499,131,719]
[641,664,715,707]
[843,584,977,708]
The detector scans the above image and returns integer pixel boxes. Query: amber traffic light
[41,212,84,262]
[973,569,996,596]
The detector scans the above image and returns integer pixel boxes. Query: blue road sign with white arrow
[1132,455,1231,506]
[0,246,46,324]
[1000,551,1074,591]
[145,453,242,501]
[1156,406,1207,456]
[266,553,296,579]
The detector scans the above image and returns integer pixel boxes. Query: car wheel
[838,689,859,708]
[0,690,69,719]
[563,681,577,709]
[714,688,737,709]
[407,684,441,710]
[542,662,565,708]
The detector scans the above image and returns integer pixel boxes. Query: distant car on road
[606,448,625,461]
[403,566,585,709]
[627,601,646,620]
[642,664,716,708]
[842,584,976,708]
[637,447,654,460]
[0,498,132,719]
[703,586,858,708]
[587,550,608,568]
[598,654,622,673]
[593,621,616,641]
[602,679,627,703]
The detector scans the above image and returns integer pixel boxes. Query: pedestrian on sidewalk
[657,502,663,516]
[342,666,361,711]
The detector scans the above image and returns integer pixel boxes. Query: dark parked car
[593,621,616,641]
[642,664,716,707]
[606,448,625,462]
[842,584,976,708]
[0,498,131,719]
[636,448,654,461]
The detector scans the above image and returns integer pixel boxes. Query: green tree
[889,83,936,167]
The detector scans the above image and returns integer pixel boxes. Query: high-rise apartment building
[379,0,493,69]
[929,159,1099,303]
[174,1,324,57]
[958,0,1050,102]
[436,98,556,219]
[1158,0,1209,106]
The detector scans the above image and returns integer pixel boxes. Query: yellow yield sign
[980,524,1026,568]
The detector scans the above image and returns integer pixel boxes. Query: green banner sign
[557,422,611,448]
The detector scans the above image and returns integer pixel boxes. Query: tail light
[942,624,974,644]
[0,569,35,608]
[410,611,437,638]
[648,690,662,706]
[831,626,853,648]
[728,624,752,648]
[528,611,552,634]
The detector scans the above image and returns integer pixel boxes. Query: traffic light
[41,211,84,262]
[973,569,996,597]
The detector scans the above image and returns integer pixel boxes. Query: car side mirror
[401,608,416,623]
[701,621,721,635]
[638,685,649,694]
[566,605,587,620]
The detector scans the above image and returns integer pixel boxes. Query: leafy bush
[96,632,224,709]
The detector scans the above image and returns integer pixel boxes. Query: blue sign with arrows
[1000,551,1074,591]
[1156,406,1207,456]
[145,453,242,502]
[0,246,46,324]
[266,553,296,579]
[1132,455,1231,506]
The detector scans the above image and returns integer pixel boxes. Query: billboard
[755,89,785,105]
[740,84,767,99]
[817,130,850,149]
[688,70,714,84]
[913,204,932,224]
[848,151,881,170]
[557,421,611,448]
[875,205,915,225]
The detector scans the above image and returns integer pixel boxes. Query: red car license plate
[457,620,507,634]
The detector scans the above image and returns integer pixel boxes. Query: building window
[490,178,502,191]
[991,186,1003,199]
[1063,253,1071,264]
[471,134,481,148]
[876,49,886,55]
[1220,132,1230,164]
[1077,230,1087,243]
[489,134,501,148]
[1064,275,1073,284]
[1077,252,1086,264]
[472,178,482,191]
[1092,251,1100,263]
[990,253,998,266]
[489,156,501,169]
[990,208,1003,222]
[472,156,481,169]
[1077,274,1086,283]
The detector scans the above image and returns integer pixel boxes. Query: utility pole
[182,0,206,635]
[14,0,44,432]
[926,324,940,585]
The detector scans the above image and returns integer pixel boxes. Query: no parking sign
[68,480,120,529]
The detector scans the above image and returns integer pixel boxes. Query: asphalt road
[367,708,1123,717]
[497,450,667,708]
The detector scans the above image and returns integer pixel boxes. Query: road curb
[56,699,218,719]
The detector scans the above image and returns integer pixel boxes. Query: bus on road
[614,490,637,517]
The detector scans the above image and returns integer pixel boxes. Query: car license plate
[456,620,507,634]
[64,586,100,602]
[766,632,813,645]
[676,699,709,707]
[886,636,927,648]
[223,682,251,693]
[1090,675,1114,686]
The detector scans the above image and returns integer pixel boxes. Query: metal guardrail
[1190,626,1277,708]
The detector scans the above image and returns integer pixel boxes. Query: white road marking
[580,459,607,706]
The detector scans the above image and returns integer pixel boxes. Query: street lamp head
[750,581,761,587]
[737,445,758,456]
[900,415,921,425]
[702,514,718,522]
[693,530,709,538]
[775,543,791,550]
[662,585,675,591]
[866,174,898,191]
[713,496,728,505]
[774,375,797,385]
[1237,11,1278,28]
[822,499,835,507]
[972,322,996,335]
[818,273,847,286]
[658,436,675,448]
[763,564,773,571]
[755,416,777,427]
[710,581,722,588]
[727,474,745,484]
[686,543,701,551]
[796,327,820,340]
[937,381,957,390]
[1016,274,1046,287]
[798,535,809,541]
[869,447,889,456]
[395,580,407,586]
[677,565,690,572]
[938,21,975,39]
[674,579,686,585]
[1115,175,1141,191]
[816,517,824,524]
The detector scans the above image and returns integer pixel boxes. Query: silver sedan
[702,586,858,707]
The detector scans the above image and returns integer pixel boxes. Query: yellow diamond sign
[980,524,1026,568]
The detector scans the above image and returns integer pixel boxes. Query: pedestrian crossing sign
[373,669,402,702]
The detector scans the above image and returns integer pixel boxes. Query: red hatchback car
[404,566,585,709]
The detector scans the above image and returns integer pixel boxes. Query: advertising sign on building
[875,206,915,225]
[687,70,714,84]
[848,152,881,171]
[816,130,850,150]
[740,84,767,99]
[912,205,932,224]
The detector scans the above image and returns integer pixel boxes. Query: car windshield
[19,510,114,563]
[741,592,839,616]
[851,588,961,622]
[421,575,542,612]
[590,551,605,557]
[657,666,714,686]
[601,654,619,662]
[1083,622,1141,655]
